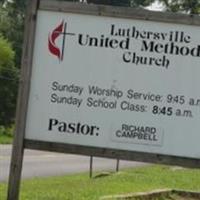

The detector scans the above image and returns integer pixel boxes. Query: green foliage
[0,125,14,144]
[87,0,200,13]
[0,3,21,128]
[0,2,25,68]
[0,35,18,127]
[0,133,13,144]
[159,0,200,14]
[0,35,14,68]
[130,0,155,7]
[0,125,14,135]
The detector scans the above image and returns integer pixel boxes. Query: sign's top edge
[39,0,200,26]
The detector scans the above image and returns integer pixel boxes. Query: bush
[0,34,18,127]
[0,125,14,136]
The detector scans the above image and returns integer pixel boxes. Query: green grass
[0,134,13,144]
[0,165,200,200]
[0,125,14,144]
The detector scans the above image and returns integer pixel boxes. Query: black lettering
[141,40,154,52]
[52,81,58,91]
[48,118,58,131]
[68,123,76,133]
[81,125,90,135]
[78,34,89,46]
[123,52,131,63]
[58,122,67,132]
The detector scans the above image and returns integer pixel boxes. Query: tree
[0,35,18,127]
[0,1,25,68]
[157,0,200,14]
[87,0,200,13]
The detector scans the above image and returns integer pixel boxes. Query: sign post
[7,1,39,199]
[8,0,200,199]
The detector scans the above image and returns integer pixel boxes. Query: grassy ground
[0,134,13,144]
[0,125,14,144]
[0,165,200,200]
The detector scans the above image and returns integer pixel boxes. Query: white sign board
[25,6,200,160]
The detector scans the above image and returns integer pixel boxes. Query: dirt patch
[136,193,199,200]
[100,189,200,200]
[169,191,200,200]
[166,193,199,200]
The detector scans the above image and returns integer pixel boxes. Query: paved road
[0,145,146,182]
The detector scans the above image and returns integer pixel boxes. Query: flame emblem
[48,21,65,61]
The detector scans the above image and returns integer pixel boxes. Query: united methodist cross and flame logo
[48,20,75,61]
